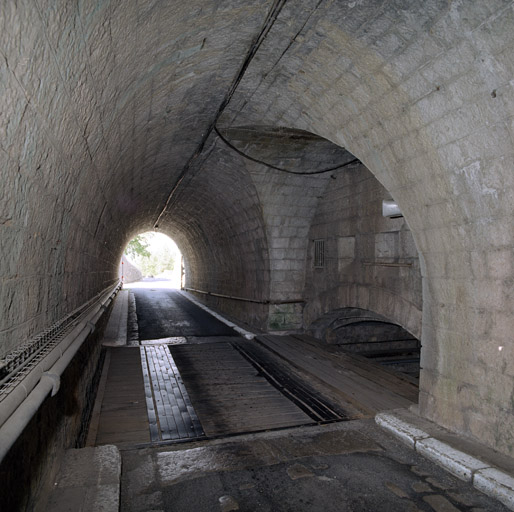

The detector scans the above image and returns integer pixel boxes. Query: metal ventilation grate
[314,239,325,268]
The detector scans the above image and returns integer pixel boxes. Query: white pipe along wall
[0,283,120,463]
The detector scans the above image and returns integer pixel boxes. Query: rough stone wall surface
[303,164,422,339]
[2,0,514,462]
[221,0,514,456]
[0,0,271,356]
[120,255,143,284]
[162,138,271,328]
[247,162,330,330]
[220,125,356,331]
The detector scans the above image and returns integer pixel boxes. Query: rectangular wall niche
[375,232,399,259]
[338,236,355,271]
[314,239,325,268]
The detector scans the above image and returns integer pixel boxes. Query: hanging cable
[214,125,360,175]
[153,0,288,228]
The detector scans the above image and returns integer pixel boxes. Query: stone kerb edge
[474,468,514,511]
[375,412,514,511]
[375,412,430,449]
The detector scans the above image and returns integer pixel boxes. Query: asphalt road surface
[132,288,237,340]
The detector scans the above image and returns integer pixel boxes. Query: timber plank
[95,348,150,446]
[256,335,415,413]
[292,334,418,399]
[170,342,311,436]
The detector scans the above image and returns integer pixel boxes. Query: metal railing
[0,282,121,462]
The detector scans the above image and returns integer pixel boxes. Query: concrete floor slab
[103,290,129,346]
[46,445,121,512]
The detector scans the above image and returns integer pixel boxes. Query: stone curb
[376,412,514,511]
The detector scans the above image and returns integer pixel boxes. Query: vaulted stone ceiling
[2,0,514,459]
[1,0,358,352]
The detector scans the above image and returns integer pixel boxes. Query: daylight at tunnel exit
[1,1,514,511]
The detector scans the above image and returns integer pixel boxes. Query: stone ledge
[376,409,514,511]
[416,437,489,481]
[375,411,430,449]
[474,468,514,511]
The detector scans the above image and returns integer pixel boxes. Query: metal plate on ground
[140,345,204,442]
[141,337,187,345]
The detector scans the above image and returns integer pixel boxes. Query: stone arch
[1,0,513,461]
[307,306,421,379]
[306,285,422,342]
[308,306,419,342]
[140,139,273,329]
[219,1,514,455]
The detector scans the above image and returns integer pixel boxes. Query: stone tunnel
[1,1,514,510]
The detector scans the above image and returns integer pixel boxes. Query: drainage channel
[139,340,352,448]
[231,341,350,424]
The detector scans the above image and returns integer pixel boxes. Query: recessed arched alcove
[213,1,514,456]
[308,307,421,380]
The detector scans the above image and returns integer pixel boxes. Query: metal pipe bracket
[42,372,61,397]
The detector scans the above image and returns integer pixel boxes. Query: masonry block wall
[247,162,330,331]
[0,1,270,355]
[163,140,271,328]
[303,163,422,340]
[2,0,514,464]
[219,0,514,456]
[0,4,123,359]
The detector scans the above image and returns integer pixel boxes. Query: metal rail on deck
[183,287,304,305]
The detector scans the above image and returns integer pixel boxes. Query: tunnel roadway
[77,287,510,511]
[90,286,418,446]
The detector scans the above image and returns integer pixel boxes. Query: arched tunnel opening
[121,231,183,288]
[2,2,514,511]
[79,122,425,457]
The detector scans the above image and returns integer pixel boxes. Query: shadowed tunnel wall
[1,0,514,465]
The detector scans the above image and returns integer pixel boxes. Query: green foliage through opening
[124,232,179,277]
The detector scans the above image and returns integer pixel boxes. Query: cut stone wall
[303,163,422,339]
[2,0,514,462]
[162,138,271,329]
[247,162,330,331]
[120,256,143,284]
[0,0,271,356]
[221,0,514,456]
